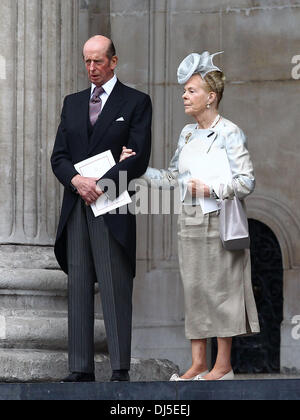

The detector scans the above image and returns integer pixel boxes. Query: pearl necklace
[197,114,221,130]
[185,115,222,144]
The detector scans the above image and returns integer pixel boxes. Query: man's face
[83,40,118,86]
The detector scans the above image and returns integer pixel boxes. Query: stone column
[0,0,79,246]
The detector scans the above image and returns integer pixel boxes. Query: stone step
[0,310,106,351]
[1,378,299,400]
[0,349,178,383]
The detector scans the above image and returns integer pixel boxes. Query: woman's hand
[187,178,210,198]
[120,146,136,162]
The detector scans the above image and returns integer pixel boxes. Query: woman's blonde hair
[204,71,226,106]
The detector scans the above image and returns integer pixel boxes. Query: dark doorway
[212,219,284,373]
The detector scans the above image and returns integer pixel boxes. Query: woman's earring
[206,104,211,109]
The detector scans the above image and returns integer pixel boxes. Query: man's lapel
[76,88,90,150]
[88,80,126,155]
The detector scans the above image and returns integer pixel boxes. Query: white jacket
[141,117,255,202]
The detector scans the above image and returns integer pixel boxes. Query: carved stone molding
[247,194,300,270]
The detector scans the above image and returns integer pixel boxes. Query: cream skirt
[177,205,260,340]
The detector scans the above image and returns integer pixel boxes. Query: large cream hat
[177,51,223,85]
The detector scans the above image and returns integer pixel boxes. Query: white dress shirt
[91,74,118,110]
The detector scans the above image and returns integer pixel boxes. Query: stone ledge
[0,378,299,400]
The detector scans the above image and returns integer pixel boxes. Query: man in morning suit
[51,35,152,382]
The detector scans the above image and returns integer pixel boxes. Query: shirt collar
[91,74,118,96]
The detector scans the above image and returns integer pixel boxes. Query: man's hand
[187,178,210,198]
[71,175,103,206]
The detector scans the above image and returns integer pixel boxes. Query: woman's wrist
[204,185,211,198]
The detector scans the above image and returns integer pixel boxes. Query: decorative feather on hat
[177,51,224,85]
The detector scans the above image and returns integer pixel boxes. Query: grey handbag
[219,186,250,251]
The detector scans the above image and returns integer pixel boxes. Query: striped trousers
[67,197,133,373]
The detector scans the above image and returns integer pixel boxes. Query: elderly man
[51,35,152,382]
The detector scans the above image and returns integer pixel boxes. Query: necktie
[89,86,105,126]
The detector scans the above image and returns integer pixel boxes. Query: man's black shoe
[61,372,95,383]
[110,370,130,382]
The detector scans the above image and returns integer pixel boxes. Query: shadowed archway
[212,219,284,373]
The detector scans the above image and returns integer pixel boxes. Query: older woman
[120,52,260,381]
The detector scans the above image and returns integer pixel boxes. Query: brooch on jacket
[185,133,192,144]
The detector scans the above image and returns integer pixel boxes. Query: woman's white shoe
[196,370,235,381]
[170,371,209,381]
[218,370,235,381]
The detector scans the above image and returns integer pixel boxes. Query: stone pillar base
[0,350,178,383]
[0,246,106,381]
